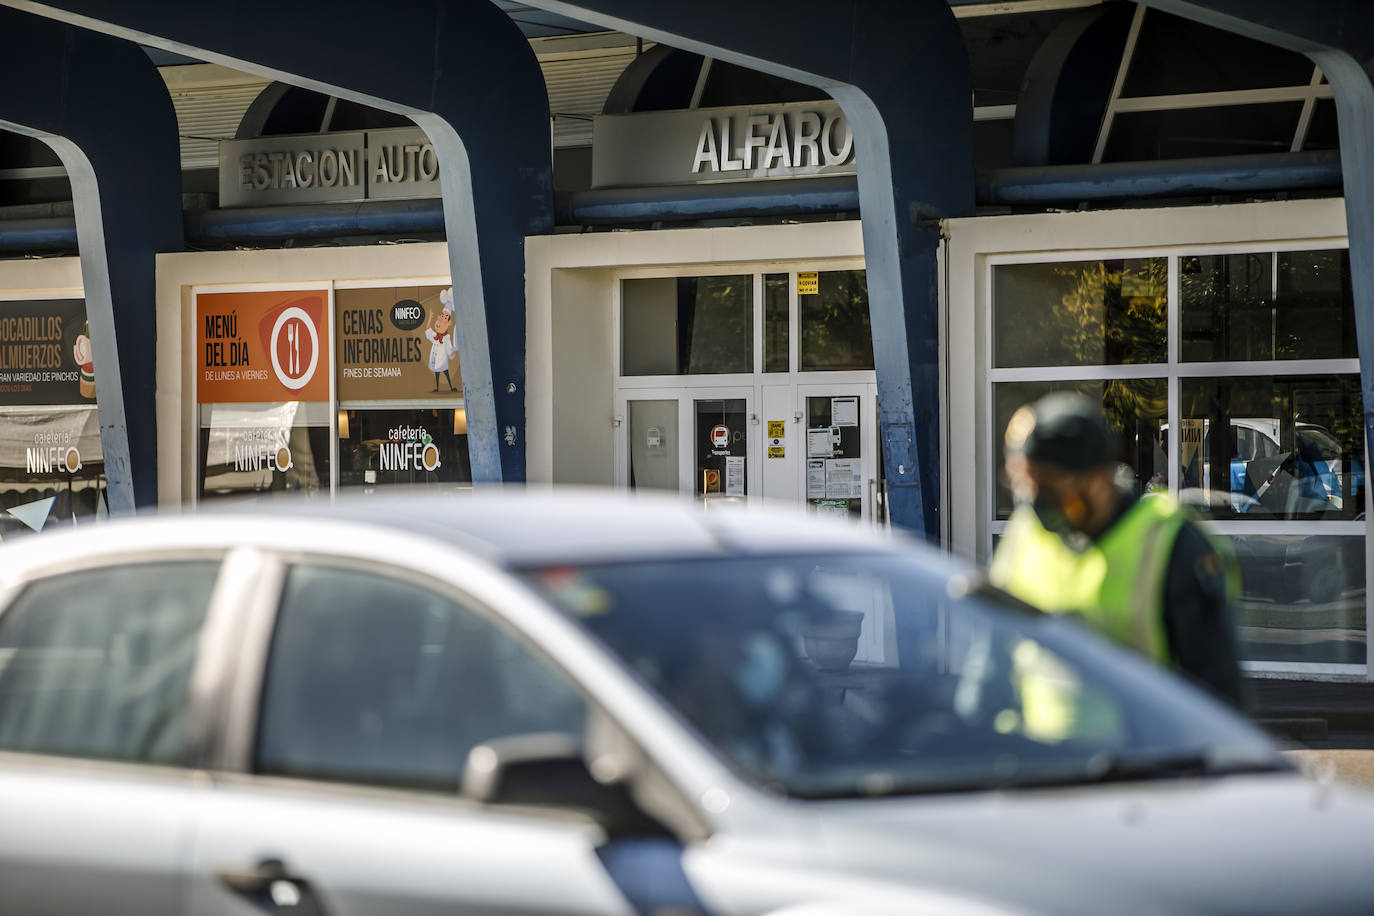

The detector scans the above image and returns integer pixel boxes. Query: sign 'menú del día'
[591,100,856,190]
[219,127,441,207]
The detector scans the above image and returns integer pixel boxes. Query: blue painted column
[522,0,976,539]
[9,0,554,485]
[0,7,183,511]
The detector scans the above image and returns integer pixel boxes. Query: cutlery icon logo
[269,306,319,390]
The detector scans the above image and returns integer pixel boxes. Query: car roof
[2,488,955,573]
[265,488,931,567]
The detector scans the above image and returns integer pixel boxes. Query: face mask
[1031,491,1092,550]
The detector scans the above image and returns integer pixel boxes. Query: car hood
[791,772,1374,915]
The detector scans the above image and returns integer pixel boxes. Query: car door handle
[217,858,327,914]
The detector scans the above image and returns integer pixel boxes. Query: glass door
[618,387,758,505]
[797,383,879,521]
[692,394,750,505]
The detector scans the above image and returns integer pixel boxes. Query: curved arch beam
[1012,1,1137,166]
[6,0,555,486]
[0,7,183,512]
[1143,0,1374,511]
[525,0,976,538]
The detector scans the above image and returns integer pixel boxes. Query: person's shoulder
[1171,519,1229,589]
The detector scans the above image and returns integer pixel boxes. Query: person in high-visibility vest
[990,393,1246,709]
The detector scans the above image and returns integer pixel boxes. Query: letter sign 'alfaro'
[595,100,857,189]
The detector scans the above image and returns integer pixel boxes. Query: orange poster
[197,290,330,403]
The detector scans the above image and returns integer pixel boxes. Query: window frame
[190,276,468,506]
[983,238,1368,679]
[0,548,234,769]
[239,553,600,795]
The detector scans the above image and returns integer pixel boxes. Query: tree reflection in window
[800,270,874,371]
[994,258,1167,369]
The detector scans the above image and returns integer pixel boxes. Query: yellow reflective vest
[989,493,1194,665]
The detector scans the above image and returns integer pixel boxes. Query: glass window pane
[1276,250,1356,359]
[1178,375,1364,520]
[338,407,471,492]
[621,276,752,376]
[1233,534,1365,665]
[0,295,108,535]
[1122,11,1315,96]
[1102,103,1303,162]
[256,565,586,790]
[695,398,747,499]
[199,401,331,501]
[0,561,220,763]
[805,395,863,518]
[1181,249,1355,362]
[0,406,107,536]
[993,259,1167,369]
[799,269,873,371]
[335,284,461,400]
[994,379,1167,520]
[764,273,789,373]
[628,399,678,492]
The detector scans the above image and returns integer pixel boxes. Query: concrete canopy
[4,0,555,486]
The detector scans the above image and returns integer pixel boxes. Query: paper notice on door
[807,428,833,457]
[831,396,859,427]
[826,458,862,499]
[815,500,850,518]
[806,459,827,499]
[725,456,745,496]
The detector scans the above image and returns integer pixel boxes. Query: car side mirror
[461,732,669,838]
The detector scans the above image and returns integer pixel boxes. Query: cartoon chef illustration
[425,287,458,393]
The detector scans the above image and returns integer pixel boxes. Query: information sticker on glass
[807,428,833,458]
[725,455,745,496]
[826,458,862,499]
[806,459,827,499]
[831,396,859,428]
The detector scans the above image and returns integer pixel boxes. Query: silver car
[0,492,1371,916]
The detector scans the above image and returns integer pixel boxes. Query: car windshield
[525,550,1283,798]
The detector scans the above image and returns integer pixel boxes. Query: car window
[0,560,221,764]
[527,552,1278,798]
[255,564,586,791]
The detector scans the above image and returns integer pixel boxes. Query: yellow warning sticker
[768,446,785,459]
[767,420,785,438]
[797,271,819,295]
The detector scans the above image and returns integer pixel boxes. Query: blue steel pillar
[7,0,554,485]
[0,7,183,511]
[524,0,976,539]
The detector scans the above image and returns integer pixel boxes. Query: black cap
[1005,393,1112,471]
